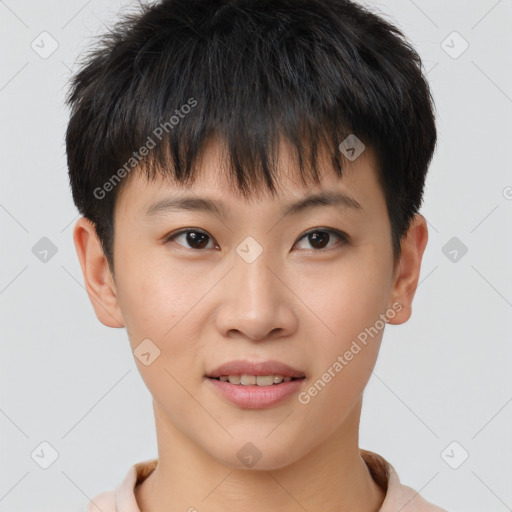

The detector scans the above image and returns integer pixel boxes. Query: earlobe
[387,213,428,325]
[72,217,125,328]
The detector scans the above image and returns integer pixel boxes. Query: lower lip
[205,377,305,409]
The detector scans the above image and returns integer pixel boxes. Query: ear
[387,213,428,325]
[72,217,124,328]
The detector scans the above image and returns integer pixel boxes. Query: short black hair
[65,0,437,273]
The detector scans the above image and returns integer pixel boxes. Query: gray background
[1,0,511,510]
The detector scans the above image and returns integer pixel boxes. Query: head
[67,0,436,469]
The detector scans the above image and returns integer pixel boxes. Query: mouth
[207,375,306,386]
[204,360,306,409]
[205,359,306,384]
[204,363,307,409]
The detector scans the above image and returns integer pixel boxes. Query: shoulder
[361,449,449,512]
[86,490,116,512]
[388,479,449,512]
[84,459,158,512]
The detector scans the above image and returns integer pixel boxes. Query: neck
[135,399,385,512]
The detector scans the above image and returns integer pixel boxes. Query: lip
[204,376,305,409]
[204,359,306,409]
[205,359,306,379]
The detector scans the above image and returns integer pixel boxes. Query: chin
[210,437,303,472]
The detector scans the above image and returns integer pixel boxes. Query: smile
[210,375,304,386]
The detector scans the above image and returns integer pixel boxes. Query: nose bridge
[217,245,294,340]
[233,245,280,312]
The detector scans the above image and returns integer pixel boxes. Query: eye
[164,228,349,252]
[294,228,349,251]
[165,229,218,250]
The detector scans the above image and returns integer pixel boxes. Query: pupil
[187,231,209,249]
[309,232,328,249]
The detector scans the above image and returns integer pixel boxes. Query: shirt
[86,449,448,512]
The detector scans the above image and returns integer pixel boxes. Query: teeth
[218,374,295,386]
[256,375,274,386]
[240,375,256,385]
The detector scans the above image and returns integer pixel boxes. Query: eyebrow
[144,190,363,219]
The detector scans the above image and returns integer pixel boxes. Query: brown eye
[308,231,329,249]
[166,229,217,250]
[295,229,348,251]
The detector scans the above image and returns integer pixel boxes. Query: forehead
[114,137,383,222]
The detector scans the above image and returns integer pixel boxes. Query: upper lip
[206,360,305,378]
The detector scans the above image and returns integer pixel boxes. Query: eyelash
[164,228,349,252]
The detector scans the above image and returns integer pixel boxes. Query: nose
[213,250,298,342]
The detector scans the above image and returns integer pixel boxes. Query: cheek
[295,248,391,343]
[117,272,204,418]
[295,284,385,444]
[115,254,214,383]
[116,253,198,340]
[294,250,390,406]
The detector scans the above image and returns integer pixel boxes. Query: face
[75,138,426,470]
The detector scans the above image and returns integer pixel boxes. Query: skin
[74,137,428,512]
